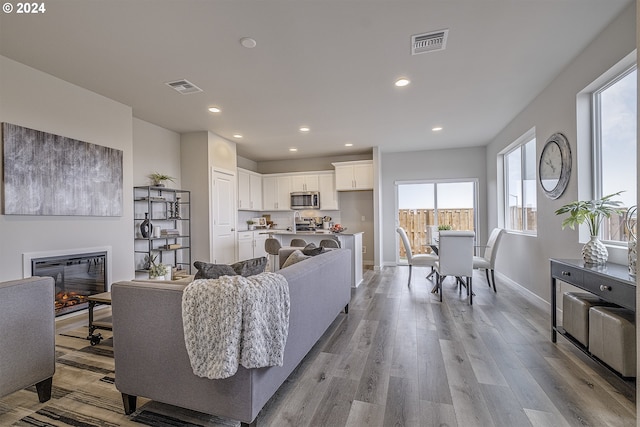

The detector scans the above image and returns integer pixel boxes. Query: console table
[550,258,635,345]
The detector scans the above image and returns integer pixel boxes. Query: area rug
[0,327,239,427]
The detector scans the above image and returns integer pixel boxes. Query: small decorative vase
[582,236,608,265]
[140,213,152,238]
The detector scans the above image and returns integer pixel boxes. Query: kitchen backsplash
[238,210,342,231]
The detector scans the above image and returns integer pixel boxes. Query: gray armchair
[0,276,55,402]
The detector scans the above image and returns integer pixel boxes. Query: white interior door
[212,169,236,264]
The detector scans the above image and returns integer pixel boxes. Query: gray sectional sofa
[111,248,351,426]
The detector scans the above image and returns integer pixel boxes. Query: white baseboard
[495,271,553,315]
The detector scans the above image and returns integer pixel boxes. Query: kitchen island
[264,230,364,287]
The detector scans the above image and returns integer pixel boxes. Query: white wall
[380,146,488,265]
[0,55,134,284]
[485,3,637,302]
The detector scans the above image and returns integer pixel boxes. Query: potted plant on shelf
[247,220,256,230]
[148,254,169,280]
[148,172,175,187]
[554,191,625,265]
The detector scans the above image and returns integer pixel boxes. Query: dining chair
[473,228,505,292]
[264,237,282,271]
[434,230,475,304]
[320,239,340,248]
[396,227,438,286]
[290,238,307,247]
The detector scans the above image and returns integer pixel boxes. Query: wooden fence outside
[398,209,475,257]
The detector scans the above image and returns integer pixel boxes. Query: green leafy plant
[437,224,452,231]
[147,254,168,278]
[554,191,626,236]
[148,172,176,187]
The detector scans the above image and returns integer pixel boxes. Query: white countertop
[264,230,363,236]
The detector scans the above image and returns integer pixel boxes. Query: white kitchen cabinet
[237,230,268,261]
[332,160,373,191]
[262,175,292,211]
[254,232,268,258]
[291,174,319,192]
[237,231,254,261]
[318,172,339,210]
[237,168,262,211]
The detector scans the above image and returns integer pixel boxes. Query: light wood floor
[259,266,635,426]
[56,266,636,426]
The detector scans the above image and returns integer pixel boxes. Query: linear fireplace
[30,251,107,316]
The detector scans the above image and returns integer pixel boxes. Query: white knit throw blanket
[182,272,290,379]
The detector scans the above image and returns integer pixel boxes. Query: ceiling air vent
[411,29,449,55]
[165,79,203,95]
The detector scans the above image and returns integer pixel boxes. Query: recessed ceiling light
[289,148,298,152]
[432,126,443,131]
[208,107,221,113]
[345,143,353,147]
[233,134,243,139]
[240,37,257,48]
[299,126,310,133]
[395,78,410,87]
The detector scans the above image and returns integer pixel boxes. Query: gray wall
[338,190,374,265]
[0,55,134,284]
[133,118,181,188]
[485,2,637,303]
[258,153,371,174]
[380,146,488,266]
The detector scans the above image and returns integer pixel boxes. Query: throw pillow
[193,261,237,280]
[301,242,325,256]
[282,250,311,269]
[231,256,268,277]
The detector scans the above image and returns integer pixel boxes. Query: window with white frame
[592,65,637,243]
[504,132,537,233]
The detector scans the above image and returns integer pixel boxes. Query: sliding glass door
[397,180,477,263]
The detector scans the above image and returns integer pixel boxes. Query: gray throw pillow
[231,256,268,277]
[282,250,311,269]
[302,242,325,256]
[193,261,237,280]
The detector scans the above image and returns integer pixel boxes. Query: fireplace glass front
[32,251,107,316]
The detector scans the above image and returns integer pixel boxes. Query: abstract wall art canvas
[2,123,123,216]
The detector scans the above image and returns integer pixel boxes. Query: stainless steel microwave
[290,192,320,209]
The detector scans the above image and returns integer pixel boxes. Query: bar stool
[290,238,307,247]
[320,239,340,248]
[264,238,282,271]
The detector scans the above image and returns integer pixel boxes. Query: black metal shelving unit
[133,186,191,276]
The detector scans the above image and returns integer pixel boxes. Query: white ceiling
[0,1,632,162]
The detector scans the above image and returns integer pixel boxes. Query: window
[593,66,637,243]
[504,133,537,233]
[396,180,477,261]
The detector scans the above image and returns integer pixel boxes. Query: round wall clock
[539,132,571,199]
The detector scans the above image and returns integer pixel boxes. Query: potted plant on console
[554,191,625,265]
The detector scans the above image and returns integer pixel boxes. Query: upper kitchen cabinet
[332,160,373,191]
[318,172,339,210]
[237,168,262,211]
[291,174,319,192]
[263,175,292,211]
